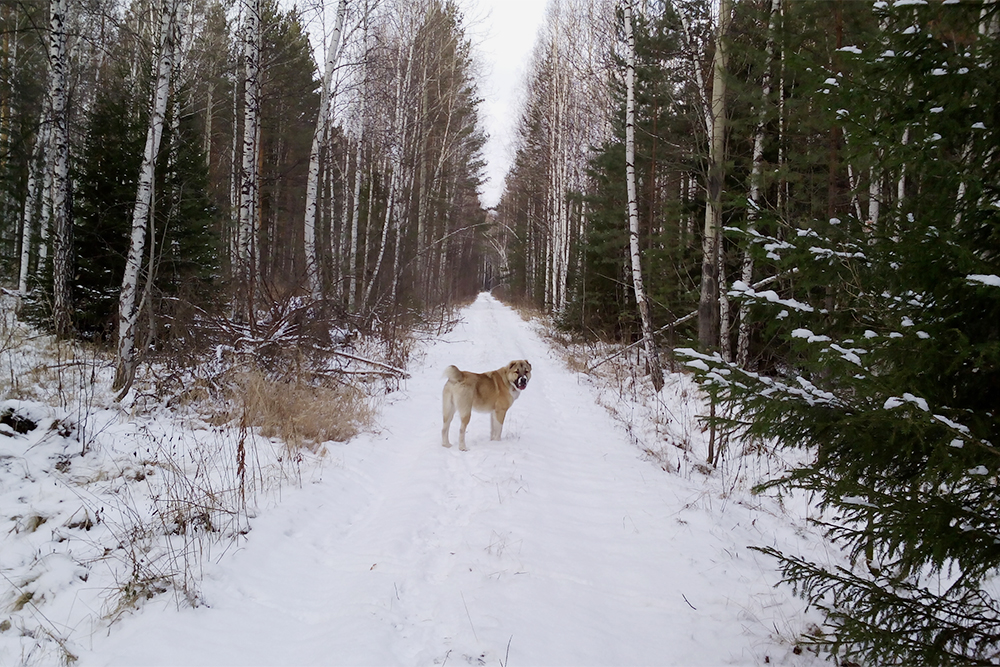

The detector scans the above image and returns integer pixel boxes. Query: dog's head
[507,360,532,391]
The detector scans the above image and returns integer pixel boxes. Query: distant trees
[0,0,488,371]
[495,0,615,315]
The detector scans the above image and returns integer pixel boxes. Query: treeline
[0,0,489,386]
[495,0,999,664]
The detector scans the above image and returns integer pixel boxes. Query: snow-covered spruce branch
[676,335,994,458]
[676,347,843,408]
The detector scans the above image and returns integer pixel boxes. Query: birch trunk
[47,0,72,338]
[347,138,363,310]
[362,37,413,311]
[114,0,180,393]
[236,0,260,322]
[18,122,47,299]
[624,1,664,392]
[303,0,348,299]
[736,0,779,368]
[697,0,731,350]
[347,6,370,311]
[868,163,881,231]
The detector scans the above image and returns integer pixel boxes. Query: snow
[2,294,829,666]
[791,328,831,344]
[730,282,815,314]
[884,393,929,412]
[967,274,1000,287]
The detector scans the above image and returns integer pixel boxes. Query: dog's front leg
[491,409,507,440]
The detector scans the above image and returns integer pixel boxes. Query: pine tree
[680,1,1000,663]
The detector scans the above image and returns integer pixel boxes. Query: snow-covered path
[80,294,817,666]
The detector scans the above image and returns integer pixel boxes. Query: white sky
[458,0,549,209]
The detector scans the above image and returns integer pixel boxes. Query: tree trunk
[114,0,180,393]
[736,0,779,368]
[304,0,348,300]
[236,0,261,323]
[624,1,664,393]
[697,0,731,351]
[18,122,47,299]
[363,37,413,311]
[47,0,72,338]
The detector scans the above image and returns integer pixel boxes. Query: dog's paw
[442,441,451,448]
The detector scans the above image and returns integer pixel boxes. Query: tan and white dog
[441,360,532,451]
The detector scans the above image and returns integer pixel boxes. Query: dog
[441,360,532,451]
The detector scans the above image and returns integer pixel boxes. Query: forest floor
[2,294,839,666]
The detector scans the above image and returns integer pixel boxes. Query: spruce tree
[73,73,144,338]
[74,68,219,341]
[566,3,700,339]
[680,1,1000,664]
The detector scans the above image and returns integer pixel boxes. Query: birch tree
[736,0,779,368]
[18,121,47,300]
[303,0,348,299]
[235,0,261,322]
[113,0,181,393]
[345,1,369,313]
[623,0,663,392]
[47,0,71,338]
[697,0,731,351]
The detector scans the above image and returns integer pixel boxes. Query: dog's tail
[444,365,463,383]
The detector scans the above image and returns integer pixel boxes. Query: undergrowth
[0,294,404,665]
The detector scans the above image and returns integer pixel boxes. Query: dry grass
[223,372,374,450]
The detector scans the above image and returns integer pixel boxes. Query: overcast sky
[458,0,548,209]
[306,0,548,210]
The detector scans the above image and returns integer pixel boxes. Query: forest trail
[80,294,816,667]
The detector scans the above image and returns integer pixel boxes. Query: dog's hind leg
[458,410,471,451]
[442,391,455,448]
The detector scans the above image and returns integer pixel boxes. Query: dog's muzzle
[515,375,528,390]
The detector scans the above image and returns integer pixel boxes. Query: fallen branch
[332,350,410,379]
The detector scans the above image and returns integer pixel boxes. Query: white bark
[896,126,909,207]
[236,0,260,321]
[624,1,663,392]
[114,0,180,393]
[347,139,363,310]
[18,122,48,297]
[868,164,881,230]
[47,0,71,337]
[736,0,779,368]
[362,37,413,311]
[304,0,348,299]
[697,0,731,350]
